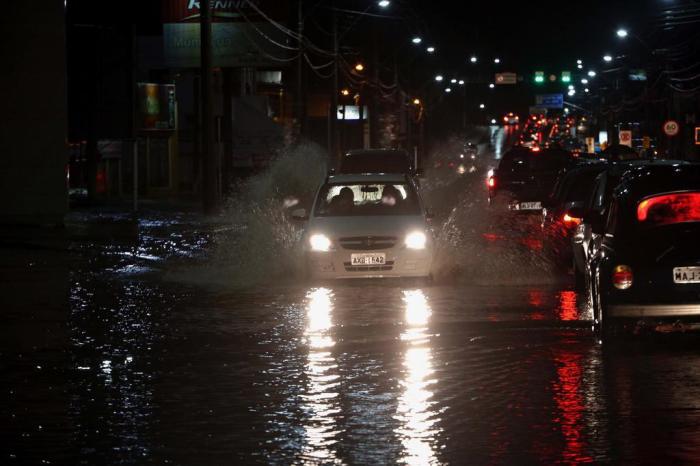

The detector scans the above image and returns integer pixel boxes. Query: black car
[585,163,700,339]
[488,146,575,213]
[571,160,690,287]
[541,163,608,269]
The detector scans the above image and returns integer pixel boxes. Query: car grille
[338,236,397,250]
[343,261,395,272]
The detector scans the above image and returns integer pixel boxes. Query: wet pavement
[4,130,700,465]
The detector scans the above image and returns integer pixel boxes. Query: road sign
[495,72,517,85]
[561,71,571,83]
[535,94,564,109]
[663,120,680,137]
[619,130,632,147]
[534,71,545,83]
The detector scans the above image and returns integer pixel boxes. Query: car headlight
[405,231,427,250]
[309,234,332,252]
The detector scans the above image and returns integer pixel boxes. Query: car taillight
[563,213,582,226]
[531,146,540,152]
[637,192,700,226]
[612,265,633,290]
[488,176,496,188]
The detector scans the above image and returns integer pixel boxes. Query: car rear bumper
[308,249,433,279]
[609,303,700,318]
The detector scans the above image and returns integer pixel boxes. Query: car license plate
[351,253,386,266]
[674,267,700,284]
[519,201,542,210]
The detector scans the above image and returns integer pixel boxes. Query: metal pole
[297,0,305,138]
[201,0,219,214]
[332,9,340,166]
[133,139,138,212]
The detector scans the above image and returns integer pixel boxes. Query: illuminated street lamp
[458,80,465,85]
[479,103,485,109]
[377,0,390,7]
[354,63,364,72]
[412,36,422,44]
[445,87,452,93]
[341,88,350,96]
[603,54,613,62]
[588,70,596,78]
[469,56,478,63]
[413,98,421,105]
[489,83,495,89]
[581,78,589,84]
[494,57,501,64]
[451,78,457,84]
[616,28,628,38]
[576,59,582,65]
[426,46,435,53]
[435,74,444,82]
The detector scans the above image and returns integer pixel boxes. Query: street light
[435,74,443,82]
[413,98,421,105]
[603,54,613,62]
[577,64,583,69]
[412,36,422,44]
[470,56,478,63]
[588,70,597,78]
[576,59,582,65]
[494,57,501,64]
[479,103,485,109]
[377,0,390,7]
[426,46,435,53]
[489,83,495,89]
[451,78,457,83]
[341,88,350,96]
[445,87,452,93]
[581,78,589,84]
[458,80,465,85]
[354,63,364,72]
[616,28,628,38]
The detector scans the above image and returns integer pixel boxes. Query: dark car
[488,146,575,213]
[338,149,415,175]
[571,160,690,287]
[541,163,608,269]
[585,163,700,339]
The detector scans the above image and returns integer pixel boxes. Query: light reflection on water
[396,290,441,465]
[301,288,342,463]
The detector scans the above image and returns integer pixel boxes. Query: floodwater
[4,131,700,465]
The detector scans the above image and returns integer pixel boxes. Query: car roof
[606,158,690,177]
[327,173,410,184]
[614,163,700,201]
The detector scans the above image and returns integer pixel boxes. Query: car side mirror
[291,208,308,221]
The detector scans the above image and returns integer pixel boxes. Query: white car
[292,173,434,279]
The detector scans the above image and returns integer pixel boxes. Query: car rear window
[315,182,421,217]
[637,192,700,227]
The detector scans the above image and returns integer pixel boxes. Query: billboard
[162,0,292,68]
[136,83,176,132]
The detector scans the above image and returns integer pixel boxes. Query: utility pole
[201,0,219,214]
[332,8,340,166]
[296,0,305,139]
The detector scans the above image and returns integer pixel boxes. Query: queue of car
[491,131,700,340]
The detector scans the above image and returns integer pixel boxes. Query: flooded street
[4,130,700,465]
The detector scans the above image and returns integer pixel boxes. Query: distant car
[585,163,700,339]
[503,113,520,125]
[541,163,608,271]
[488,146,575,214]
[337,149,416,175]
[292,173,434,279]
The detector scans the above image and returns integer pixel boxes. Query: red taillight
[563,213,582,226]
[612,265,633,290]
[637,192,700,226]
[531,146,541,152]
[488,176,496,188]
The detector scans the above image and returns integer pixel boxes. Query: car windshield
[314,182,421,216]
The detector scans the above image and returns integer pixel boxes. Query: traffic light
[534,71,545,84]
[561,71,571,83]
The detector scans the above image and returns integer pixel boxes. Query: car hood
[308,215,428,239]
